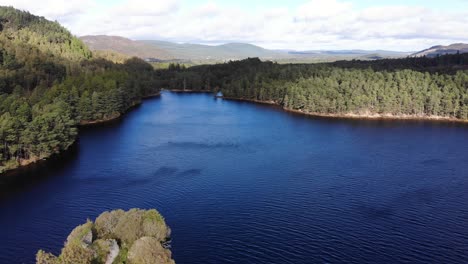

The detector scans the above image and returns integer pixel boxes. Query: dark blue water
[1,91,468,263]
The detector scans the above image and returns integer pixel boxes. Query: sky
[1,0,467,51]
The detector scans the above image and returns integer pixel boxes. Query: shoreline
[219,96,468,124]
[80,92,161,126]
[0,141,76,176]
[0,141,78,188]
[163,89,212,93]
[141,91,162,99]
[1,92,162,175]
[3,91,466,174]
[215,96,277,106]
[80,112,123,126]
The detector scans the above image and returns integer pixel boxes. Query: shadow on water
[0,142,80,202]
[1,92,468,264]
[0,118,127,202]
[178,168,202,177]
[223,98,468,129]
[78,95,161,133]
[78,104,141,132]
[282,110,468,128]
[164,141,240,149]
[356,204,395,220]
[0,96,162,202]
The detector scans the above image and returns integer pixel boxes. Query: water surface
[1,92,468,263]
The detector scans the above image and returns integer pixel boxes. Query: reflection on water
[0,143,79,201]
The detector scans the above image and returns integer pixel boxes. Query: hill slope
[81,35,410,62]
[412,43,468,57]
[0,6,91,61]
[140,40,284,60]
[0,7,161,173]
[81,35,173,60]
[81,35,284,61]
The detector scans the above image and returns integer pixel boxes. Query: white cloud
[295,0,352,20]
[359,6,428,22]
[192,1,220,17]
[1,0,467,51]
[0,0,95,19]
[111,0,179,17]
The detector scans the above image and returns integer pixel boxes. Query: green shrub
[36,250,59,264]
[142,210,170,241]
[91,239,110,263]
[65,220,94,247]
[113,209,145,246]
[94,209,125,239]
[127,237,174,264]
[59,242,95,264]
[113,246,129,264]
[36,209,173,264]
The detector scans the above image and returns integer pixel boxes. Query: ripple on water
[1,92,468,264]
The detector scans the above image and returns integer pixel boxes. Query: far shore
[163,89,213,93]
[4,90,466,175]
[218,96,468,124]
[141,92,162,99]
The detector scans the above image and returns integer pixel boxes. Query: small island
[36,209,174,264]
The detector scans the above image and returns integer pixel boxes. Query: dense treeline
[1,6,467,173]
[163,54,468,120]
[0,6,91,62]
[0,7,161,172]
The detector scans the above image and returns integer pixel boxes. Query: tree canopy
[0,6,161,172]
[1,5,467,173]
[161,55,468,120]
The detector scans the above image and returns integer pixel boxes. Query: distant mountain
[80,35,411,62]
[139,40,283,60]
[289,50,404,56]
[81,36,284,61]
[80,35,174,60]
[411,43,468,57]
[287,49,410,58]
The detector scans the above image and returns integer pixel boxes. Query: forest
[1,6,467,173]
[163,54,468,120]
[0,7,162,172]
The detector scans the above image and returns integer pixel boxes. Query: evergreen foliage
[0,6,161,172]
[163,55,468,119]
[1,5,467,173]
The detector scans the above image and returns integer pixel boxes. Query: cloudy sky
[1,0,467,51]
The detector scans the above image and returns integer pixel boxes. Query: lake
[1,91,468,263]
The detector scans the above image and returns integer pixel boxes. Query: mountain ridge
[411,43,468,57]
[80,35,174,60]
[80,35,412,62]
